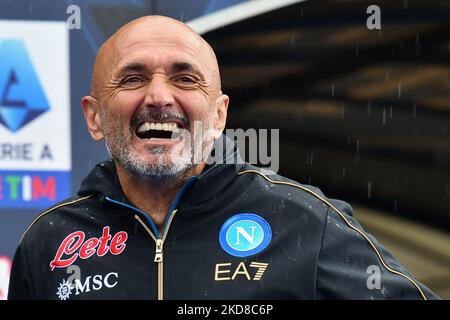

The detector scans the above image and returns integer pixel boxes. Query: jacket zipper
[155,238,163,299]
[134,210,177,300]
[106,175,198,300]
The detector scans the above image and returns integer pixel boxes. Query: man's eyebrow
[170,62,204,78]
[116,63,148,76]
[116,62,205,79]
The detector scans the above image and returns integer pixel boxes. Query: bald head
[91,15,221,99]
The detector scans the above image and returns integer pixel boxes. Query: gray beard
[105,140,195,184]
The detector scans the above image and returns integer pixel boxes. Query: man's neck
[115,162,206,234]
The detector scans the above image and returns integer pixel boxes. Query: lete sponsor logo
[50,227,128,271]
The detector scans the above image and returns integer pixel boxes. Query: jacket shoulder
[20,194,95,244]
[237,165,353,217]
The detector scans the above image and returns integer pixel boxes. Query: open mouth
[135,121,183,140]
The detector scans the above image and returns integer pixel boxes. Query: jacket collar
[77,134,245,210]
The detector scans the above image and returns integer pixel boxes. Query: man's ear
[81,96,105,141]
[213,94,229,139]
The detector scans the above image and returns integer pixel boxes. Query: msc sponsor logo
[0,20,71,209]
[219,213,272,257]
[56,272,119,300]
[56,278,73,300]
[50,227,128,271]
[215,261,269,281]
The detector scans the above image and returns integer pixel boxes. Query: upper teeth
[137,122,179,133]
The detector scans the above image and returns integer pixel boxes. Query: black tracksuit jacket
[8,138,439,300]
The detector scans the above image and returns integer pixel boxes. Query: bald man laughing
[81,16,228,231]
[8,16,439,300]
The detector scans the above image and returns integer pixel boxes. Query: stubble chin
[106,138,195,182]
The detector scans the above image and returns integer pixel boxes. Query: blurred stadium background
[0,0,449,299]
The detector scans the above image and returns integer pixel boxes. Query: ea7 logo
[215,262,269,281]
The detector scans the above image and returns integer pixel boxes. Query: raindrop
[355,45,359,56]
[342,167,346,178]
[444,29,450,53]
[290,35,296,46]
[367,181,372,199]
[412,103,417,117]
[340,103,345,119]
[416,33,421,55]
[404,0,408,9]
[300,9,303,18]
[367,102,372,115]
[382,109,386,125]
[389,106,393,119]
[385,72,390,82]
[445,184,450,195]
[355,153,360,165]
[307,177,312,184]
[356,139,360,152]
[393,200,398,211]
[179,11,186,21]
[30,2,33,13]
[398,84,402,98]
[331,83,335,96]
[310,154,314,166]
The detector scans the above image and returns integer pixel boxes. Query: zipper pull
[154,238,163,263]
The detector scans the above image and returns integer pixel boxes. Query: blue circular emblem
[219,213,272,257]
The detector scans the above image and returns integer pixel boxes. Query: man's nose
[143,75,175,109]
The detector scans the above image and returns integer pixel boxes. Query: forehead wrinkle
[114,41,208,79]
[116,51,205,78]
[116,37,203,68]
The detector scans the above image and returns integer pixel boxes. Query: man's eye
[123,76,142,84]
[177,76,195,84]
